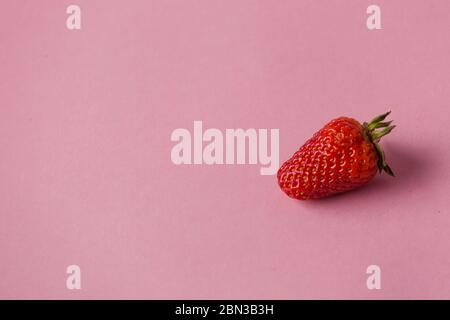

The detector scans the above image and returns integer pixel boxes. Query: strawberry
[277,111,395,200]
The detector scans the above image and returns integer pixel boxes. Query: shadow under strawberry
[299,140,438,207]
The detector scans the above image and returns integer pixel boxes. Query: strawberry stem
[363,111,395,177]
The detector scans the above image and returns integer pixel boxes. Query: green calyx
[362,111,395,177]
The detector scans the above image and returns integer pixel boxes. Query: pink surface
[1,0,450,299]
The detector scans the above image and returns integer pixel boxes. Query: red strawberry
[277,111,395,200]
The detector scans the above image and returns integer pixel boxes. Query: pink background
[1,0,450,299]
